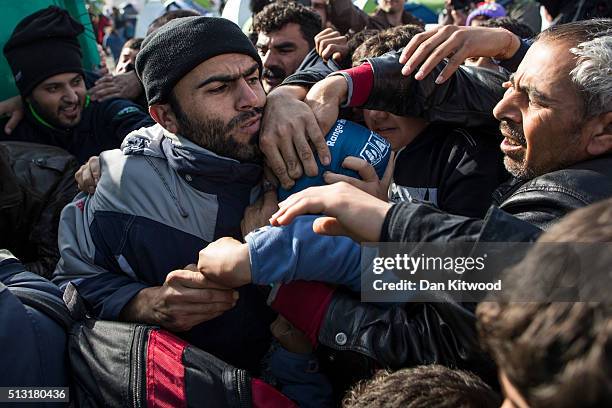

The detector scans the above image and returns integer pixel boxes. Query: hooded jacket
[53,124,274,371]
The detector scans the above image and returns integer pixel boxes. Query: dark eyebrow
[272,41,297,50]
[508,73,555,104]
[196,63,259,89]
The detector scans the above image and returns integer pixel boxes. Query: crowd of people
[0,0,611,407]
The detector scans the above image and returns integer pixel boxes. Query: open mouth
[61,105,78,114]
[504,135,522,146]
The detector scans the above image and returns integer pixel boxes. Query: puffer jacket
[0,142,78,278]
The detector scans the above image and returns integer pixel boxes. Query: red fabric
[271,281,335,347]
[343,62,373,107]
[251,378,298,408]
[146,330,188,408]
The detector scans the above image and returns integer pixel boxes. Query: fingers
[89,85,122,102]
[75,156,100,194]
[416,34,466,83]
[323,171,367,190]
[4,109,23,134]
[321,43,348,63]
[290,122,318,177]
[166,269,233,291]
[342,156,378,181]
[312,216,350,237]
[263,165,280,189]
[89,156,101,182]
[400,30,437,72]
[271,189,326,226]
[263,148,294,190]
[305,111,330,169]
[315,29,345,60]
[402,27,460,79]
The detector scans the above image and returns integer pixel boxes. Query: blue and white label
[359,132,390,167]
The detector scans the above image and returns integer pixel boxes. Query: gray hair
[569,33,612,118]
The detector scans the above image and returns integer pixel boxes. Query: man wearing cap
[1,6,153,163]
[53,16,276,372]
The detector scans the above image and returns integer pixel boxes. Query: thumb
[5,111,23,134]
[313,216,349,237]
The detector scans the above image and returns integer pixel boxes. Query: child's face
[363,109,428,151]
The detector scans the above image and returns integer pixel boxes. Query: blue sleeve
[245,215,361,291]
[0,254,68,391]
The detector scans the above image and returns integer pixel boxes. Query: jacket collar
[122,124,263,188]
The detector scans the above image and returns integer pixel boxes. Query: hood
[120,124,262,217]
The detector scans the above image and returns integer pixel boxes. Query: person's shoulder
[91,98,146,117]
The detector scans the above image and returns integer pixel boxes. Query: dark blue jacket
[0,250,68,399]
[1,97,154,163]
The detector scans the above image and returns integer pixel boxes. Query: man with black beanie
[1,6,153,163]
[53,15,276,374]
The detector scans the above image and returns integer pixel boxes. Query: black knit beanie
[136,16,262,105]
[3,6,84,97]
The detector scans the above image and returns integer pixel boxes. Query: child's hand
[323,153,395,201]
[197,238,252,287]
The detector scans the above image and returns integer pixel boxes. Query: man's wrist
[119,286,155,324]
[268,84,308,101]
[320,75,348,107]
[495,28,521,60]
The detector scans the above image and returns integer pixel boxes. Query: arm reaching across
[399,25,522,83]
[271,182,392,242]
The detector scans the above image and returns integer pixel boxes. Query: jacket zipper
[131,325,149,408]
[234,369,251,408]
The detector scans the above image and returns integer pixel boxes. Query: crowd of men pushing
[0,1,611,407]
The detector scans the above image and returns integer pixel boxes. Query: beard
[29,96,83,129]
[174,105,264,164]
[500,119,583,181]
[499,120,535,180]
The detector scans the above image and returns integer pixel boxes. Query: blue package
[278,119,391,200]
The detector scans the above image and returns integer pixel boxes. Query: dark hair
[342,365,501,408]
[122,37,144,51]
[536,17,612,46]
[477,198,612,408]
[147,9,201,35]
[250,0,273,14]
[351,25,424,66]
[479,17,535,39]
[253,1,322,49]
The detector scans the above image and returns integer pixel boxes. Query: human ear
[149,104,179,134]
[586,111,612,156]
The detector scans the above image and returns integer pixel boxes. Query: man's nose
[236,78,262,110]
[262,50,278,69]
[63,86,79,104]
[493,86,522,124]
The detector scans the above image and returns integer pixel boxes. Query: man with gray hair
[241,20,612,387]
[265,19,612,239]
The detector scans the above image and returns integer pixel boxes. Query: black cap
[136,16,262,105]
[3,6,84,97]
